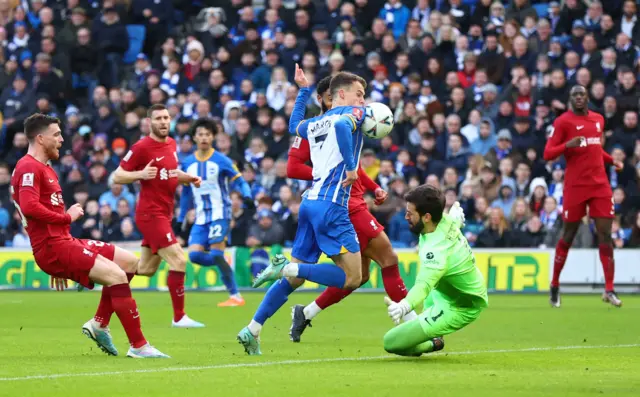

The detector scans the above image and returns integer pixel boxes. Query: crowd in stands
[2,0,640,250]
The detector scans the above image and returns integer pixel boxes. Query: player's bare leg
[137,246,163,276]
[158,243,205,327]
[84,246,139,355]
[550,221,580,308]
[594,217,622,307]
[238,255,305,355]
[88,254,168,358]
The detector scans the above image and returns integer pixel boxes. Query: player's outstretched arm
[112,160,157,184]
[170,169,202,187]
[289,87,312,136]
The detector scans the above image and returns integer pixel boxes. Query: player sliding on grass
[178,118,254,307]
[237,72,371,355]
[382,185,488,356]
[10,113,168,358]
[543,85,623,308]
[286,65,416,342]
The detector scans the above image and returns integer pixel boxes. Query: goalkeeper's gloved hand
[384,296,411,325]
[449,201,466,229]
[243,196,256,211]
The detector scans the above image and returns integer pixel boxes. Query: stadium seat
[124,25,146,65]
[533,3,549,18]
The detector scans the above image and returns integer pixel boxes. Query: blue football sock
[253,278,294,325]
[188,251,215,267]
[210,249,238,295]
[297,264,346,288]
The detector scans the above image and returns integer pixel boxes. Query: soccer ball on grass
[361,102,394,139]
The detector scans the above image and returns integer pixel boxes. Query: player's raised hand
[50,276,68,291]
[67,203,84,222]
[374,187,388,205]
[294,63,309,88]
[342,170,358,188]
[565,136,585,148]
[140,160,158,180]
[448,201,466,229]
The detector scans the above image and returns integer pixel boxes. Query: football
[361,102,394,139]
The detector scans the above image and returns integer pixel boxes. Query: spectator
[476,207,513,248]
[246,209,285,248]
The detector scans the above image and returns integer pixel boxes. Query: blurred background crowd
[1,0,640,250]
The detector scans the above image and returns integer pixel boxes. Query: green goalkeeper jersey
[406,214,489,310]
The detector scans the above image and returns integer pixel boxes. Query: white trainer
[126,343,170,358]
[171,314,205,328]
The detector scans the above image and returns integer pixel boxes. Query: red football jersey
[10,154,72,252]
[544,110,612,192]
[287,136,377,214]
[120,136,179,218]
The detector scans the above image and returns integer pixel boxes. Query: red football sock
[315,287,352,309]
[109,283,147,348]
[167,270,186,322]
[94,273,135,327]
[599,243,615,291]
[551,239,571,287]
[381,265,408,302]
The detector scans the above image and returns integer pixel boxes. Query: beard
[409,219,424,235]
[151,124,169,138]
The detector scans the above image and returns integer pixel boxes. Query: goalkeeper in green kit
[383,184,488,356]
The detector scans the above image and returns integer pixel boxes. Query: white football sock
[303,301,322,320]
[248,320,262,336]
[282,263,299,278]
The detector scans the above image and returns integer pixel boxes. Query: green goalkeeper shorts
[418,290,483,338]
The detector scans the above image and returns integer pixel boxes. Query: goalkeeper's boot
[550,285,561,308]
[126,343,170,358]
[82,319,118,356]
[431,337,445,353]
[602,290,622,307]
[290,304,312,343]
[252,254,289,288]
[237,326,262,355]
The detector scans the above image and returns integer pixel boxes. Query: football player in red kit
[112,104,205,327]
[544,85,624,308]
[11,113,168,358]
[287,66,417,342]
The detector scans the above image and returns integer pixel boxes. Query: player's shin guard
[315,287,352,310]
[551,239,571,287]
[109,283,147,348]
[94,273,135,327]
[167,270,186,322]
[253,278,294,327]
[210,249,239,296]
[381,265,408,302]
[296,264,346,288]
[599,243,615,291]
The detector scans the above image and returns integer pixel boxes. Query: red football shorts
[136,213,177,254]
[563,189,614,222]
[350,207,384,251]
[34,238,116,289]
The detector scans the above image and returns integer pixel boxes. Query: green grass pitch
[0,291,638,397]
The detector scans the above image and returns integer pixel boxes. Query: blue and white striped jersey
[294,106,365,208]
[179,150,245,225]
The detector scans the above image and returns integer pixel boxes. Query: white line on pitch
[1,343,638,382]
